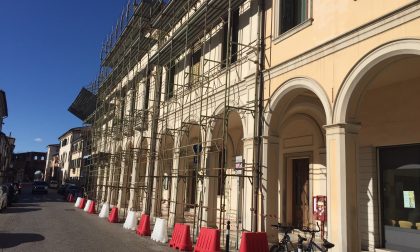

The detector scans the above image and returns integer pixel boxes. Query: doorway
[286,157,310,227]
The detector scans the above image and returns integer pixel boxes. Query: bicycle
[269,223,296,252]
[297,222,334,251]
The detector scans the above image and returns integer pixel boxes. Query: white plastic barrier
[99,202,110,218]
[84,200,92,212]
[151,218,168,243]
[74,197,82,208]
[123,210,137,230]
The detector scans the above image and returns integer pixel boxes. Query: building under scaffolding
[69,0,265,248]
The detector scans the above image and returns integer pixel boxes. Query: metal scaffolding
[70,0,264,249]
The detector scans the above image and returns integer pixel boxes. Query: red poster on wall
[313,195,327,222]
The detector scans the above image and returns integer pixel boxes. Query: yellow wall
[264,1,419,106]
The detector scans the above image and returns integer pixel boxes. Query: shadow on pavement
[3,207,42,214]
[10,203,40,208]
[0,233,45,249]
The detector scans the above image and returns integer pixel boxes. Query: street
[0,185,172,252]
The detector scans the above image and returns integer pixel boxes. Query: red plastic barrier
[108,207,119,223]
[68,194,74,202]
[169,223,193,251]
[87,201,96,214]
[136,214,151,236]
[239,232,269,252]
[194,227,221,252]
[78,198,86,209]
[169,223,182,248]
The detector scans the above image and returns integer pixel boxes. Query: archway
[206,110,244,235]
[129,138,148,211]
[154,132,174,218]
[265,78,330,242]
[333,40,420,251]
[175,123,201,225]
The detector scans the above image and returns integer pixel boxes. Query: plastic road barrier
[108,207,119,223]
[239,232,269,252]
[194,227,221,252]
[151,218,168,244]
[98,202,110,218]
[84,200,92,212]
[74,197,82,208]
[169,223,193,251]
[87,201,96,214]
[123,210,137,230]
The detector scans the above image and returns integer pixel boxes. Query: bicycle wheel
[270,244,288,252]
[270,244,280,252]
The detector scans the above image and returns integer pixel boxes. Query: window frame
[273,0,313,43]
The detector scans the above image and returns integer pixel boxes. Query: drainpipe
[253,0,266,232]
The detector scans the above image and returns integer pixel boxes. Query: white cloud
[34,138,43,143]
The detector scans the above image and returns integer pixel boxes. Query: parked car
[49,180,58,189]
[58,183,75,195]
[64,185,82,198]
[0,185,8,211]
[32,181,49,194]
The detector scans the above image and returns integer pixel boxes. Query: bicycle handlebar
[299,222,321,234]
[271,223,294,231]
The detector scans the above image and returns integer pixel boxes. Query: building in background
[0,90,15,184]
[13,152,46,182]
[44,144,60,183]
[69,127,91,186]
[58,127,90,185]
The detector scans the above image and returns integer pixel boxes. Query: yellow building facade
[263,1,420,251]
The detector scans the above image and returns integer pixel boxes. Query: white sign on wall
[403,191,415,208]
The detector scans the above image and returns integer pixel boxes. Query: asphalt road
[0,185,172,252]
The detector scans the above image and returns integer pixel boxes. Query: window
[189,49,201,86]
[129,90,136,116]
[62,139,68,147]
[166,65,175,100]
[379,145,420,249]
[279,0,309,34]
[144,71,151,109]
[221,8,240,68]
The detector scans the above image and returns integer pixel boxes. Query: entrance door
[379,144,420,251]
[292,158,309,227]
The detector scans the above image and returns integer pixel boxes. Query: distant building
[13,152,46,182]
[0,90,15,184]
[69,128,91,185]
[58,127,90,185]
[44,144,60,183]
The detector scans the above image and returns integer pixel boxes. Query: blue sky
[0,1,127,153]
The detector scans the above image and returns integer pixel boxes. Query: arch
[264,77,332,136]
[206,101,247,143]
[334,39,420,123]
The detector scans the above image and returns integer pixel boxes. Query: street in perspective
[1,0,420,251]
[0,183,171,252]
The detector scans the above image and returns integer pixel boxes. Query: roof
[58,127,85,140]
[0,90,8,118]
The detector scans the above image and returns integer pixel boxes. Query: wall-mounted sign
[235,156,243,175]
[403,191,415,208]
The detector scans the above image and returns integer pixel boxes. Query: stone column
[242,137,255,232]
[325,123,360,252]
[169,136,183,226]
[262,135,279,242]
